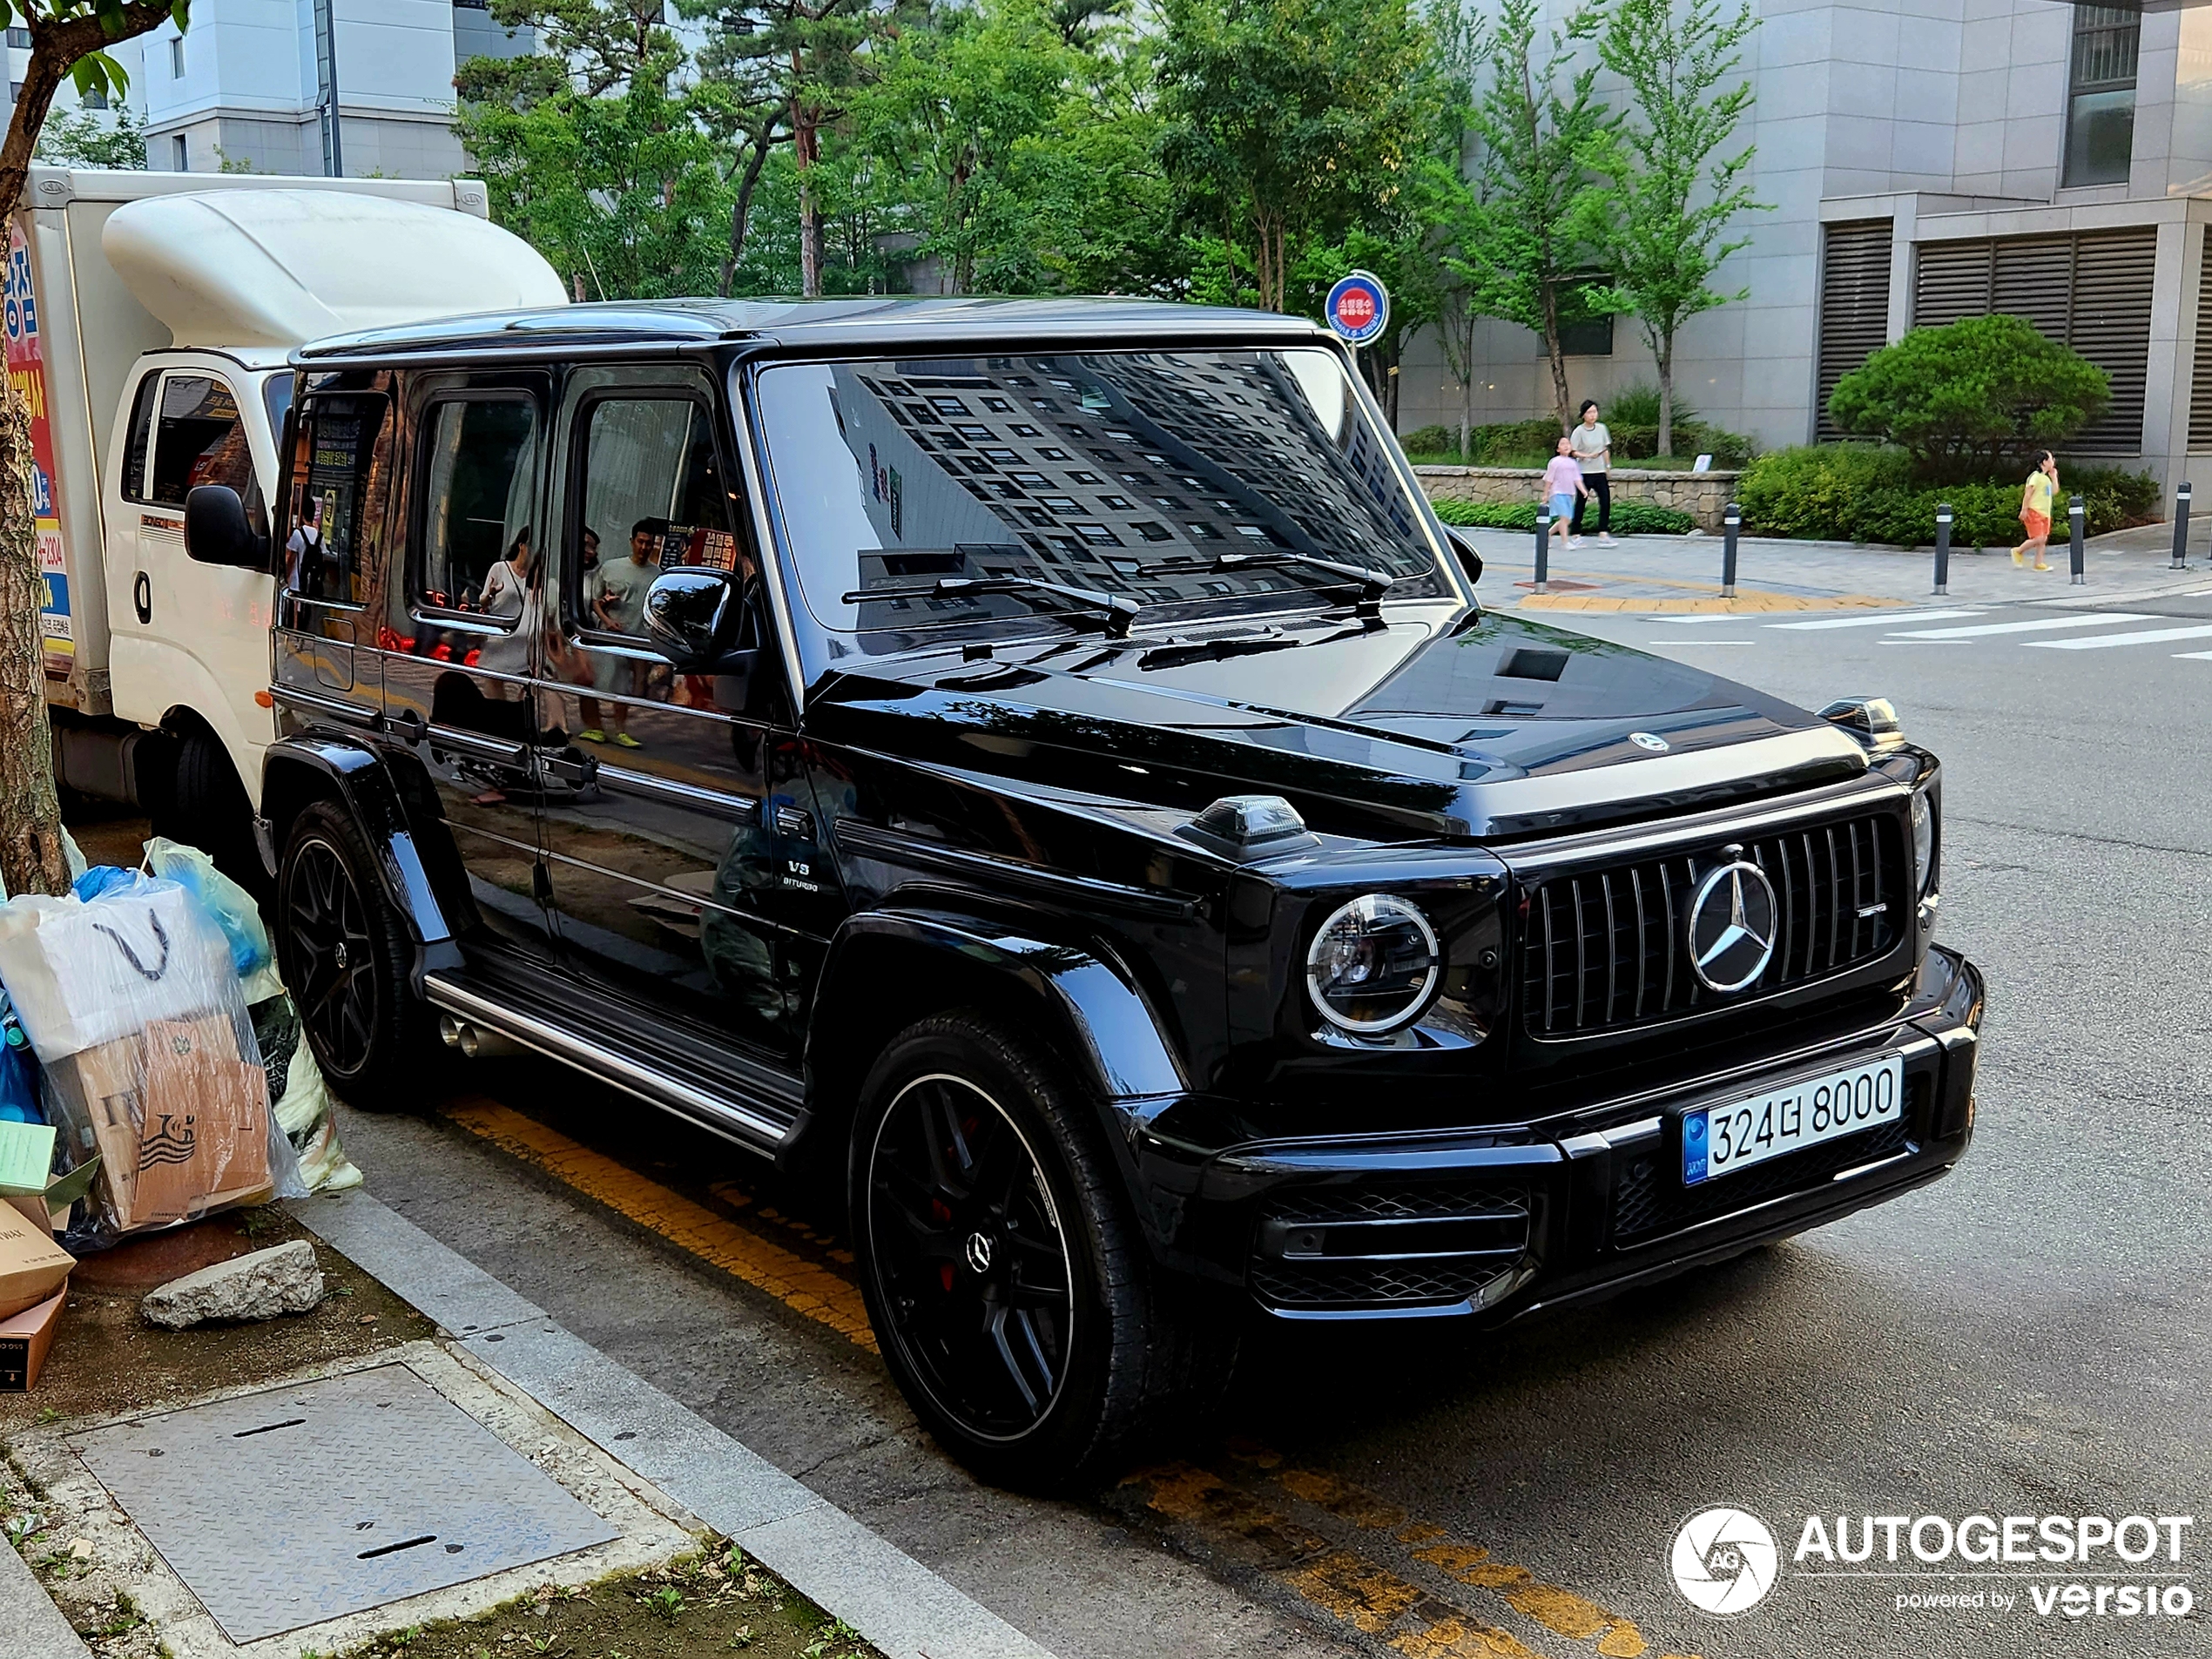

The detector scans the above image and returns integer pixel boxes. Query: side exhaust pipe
[437,1015,524,1059]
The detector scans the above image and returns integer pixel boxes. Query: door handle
[133,571,152,624]
[393,707,426,745]
[426,725,528,767]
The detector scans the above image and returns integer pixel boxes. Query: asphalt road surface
[329,583,2212,1659]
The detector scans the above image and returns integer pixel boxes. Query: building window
[5,27,30,49]
[169,37,184,78]
[2065,5,2138,187]
[82,87,106,110]
[172,134,187,172]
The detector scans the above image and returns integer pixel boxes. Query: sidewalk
[1467,524,2212,613]
[0,1197,1051,1659]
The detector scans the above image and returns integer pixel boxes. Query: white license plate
[1680,1055,1904,1185]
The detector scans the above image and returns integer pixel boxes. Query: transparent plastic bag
[251,993,361,1193]
[0,873,306,1245]
[143,836,273,988]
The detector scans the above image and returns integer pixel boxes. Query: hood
[809,606,1868,841]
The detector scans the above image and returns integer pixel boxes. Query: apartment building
[1400,2,2209,489]
[137,0,530,180]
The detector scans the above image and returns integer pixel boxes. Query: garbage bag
[251,993,361,1193]
[0,983,37,1125]
[143,837,273,986]
[0,873,307,1246]
[72,865,140,902]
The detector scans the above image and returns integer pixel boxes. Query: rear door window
[415,396,542,617]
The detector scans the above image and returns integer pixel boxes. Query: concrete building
[1400,2,2212,490]
[136,0,530,180]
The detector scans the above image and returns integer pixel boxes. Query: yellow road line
[441,1097,879,1352]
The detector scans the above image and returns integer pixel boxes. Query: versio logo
[1672,1507,1780,1616]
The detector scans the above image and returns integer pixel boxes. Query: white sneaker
[1568,536,1585,549]
[1598,533,1617,546]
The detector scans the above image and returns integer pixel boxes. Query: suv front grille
[1521,811,1904,1038]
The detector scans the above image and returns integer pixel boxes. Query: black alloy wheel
[866,1071,1077,1440]
[852,1014,1237,1490]
[275,800,427,1108]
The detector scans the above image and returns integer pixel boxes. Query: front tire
[850,1014,1232,1490]
[275,799,428,1110]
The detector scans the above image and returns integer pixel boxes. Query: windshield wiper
[841,575,1141,637]
[1149,550,1396,617]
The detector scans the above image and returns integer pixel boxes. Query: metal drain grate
[71,1364,617,1642]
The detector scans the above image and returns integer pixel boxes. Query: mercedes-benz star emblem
[1629,731,1669,752]
[1686,855,1778,993]
[964,1232,995,1273]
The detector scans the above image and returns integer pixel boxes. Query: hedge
[1736,445,2160,545]
[1403,418,1757,469]
[1429,496,1697,536]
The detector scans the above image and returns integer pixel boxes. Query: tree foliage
[1826,316,2112,482]
[1579,0,1765,454]
[35,98,146,168]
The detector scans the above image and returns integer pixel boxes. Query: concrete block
[140,1239,323,1329]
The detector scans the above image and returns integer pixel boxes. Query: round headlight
[1305,894,1442,1035]
[1910,787,1936,894]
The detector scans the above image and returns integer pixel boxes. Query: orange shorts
[2022,510,2051,540]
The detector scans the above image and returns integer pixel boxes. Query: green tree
[1579,0,1765,455]
[458,4,734,300]
[35,99,146,168]
[0,2,190,901]
[1157,0,1441,316]
[1825,315,2112,482]
[1452,0,1611,433]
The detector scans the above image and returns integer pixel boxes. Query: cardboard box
[0,1284,65,1392]
[0,1214,73,1321]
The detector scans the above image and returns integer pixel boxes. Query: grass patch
[341,1546,880,1659]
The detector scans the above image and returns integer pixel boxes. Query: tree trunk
[1657,331,1676,457]
[792,84,824,298]
[719,126,777,299]
[1540,281,1573,433]
[0,384,69,900]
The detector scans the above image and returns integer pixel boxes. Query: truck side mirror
[185,486,271,573]
[1446,526,1484,586]
[644,568,757,673]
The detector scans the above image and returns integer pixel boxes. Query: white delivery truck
[12,166,564,878]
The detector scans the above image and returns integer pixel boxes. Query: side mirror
[644,568,757,672]
[1446,526,1484,586]
[185,485,271,572]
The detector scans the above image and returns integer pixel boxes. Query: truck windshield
[755,347,1446,651]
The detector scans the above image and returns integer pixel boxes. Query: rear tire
[274,799,429,1111]
[850,1013,1235,1491]
[163,728,266,896]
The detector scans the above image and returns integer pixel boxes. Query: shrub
[1429,496,1697,535]
[1826,315,2111,481]
[1737,445,2159,544]
[1599,381,1696,429]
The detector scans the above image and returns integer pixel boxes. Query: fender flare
[803,907,1188,1111]
[260,735,454,947]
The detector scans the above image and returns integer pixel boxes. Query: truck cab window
[283,394,390,607]
[150,374,253,504]
[418,397,541,617]
[575,395,739,644]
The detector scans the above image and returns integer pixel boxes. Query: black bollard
[2172,481,2193,570]
[2068,495,2086,585]
[1534,506,1550,592]
[1932,503,1952,597]
[1721,502,1741,598]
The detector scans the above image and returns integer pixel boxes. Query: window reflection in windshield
[757,348,1443,650]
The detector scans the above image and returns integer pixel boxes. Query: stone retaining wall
[1414,465,1743,532]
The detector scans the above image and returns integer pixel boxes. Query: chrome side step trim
[422,974,790,1155]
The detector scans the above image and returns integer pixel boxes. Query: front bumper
[1154,946,1983,1322]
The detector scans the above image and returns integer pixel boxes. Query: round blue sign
[1325,271,1390,347]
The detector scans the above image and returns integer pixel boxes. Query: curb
[0,1525,93,1659]
[290,1188,1055,1659]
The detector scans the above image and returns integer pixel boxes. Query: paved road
[327,569,2212,1659]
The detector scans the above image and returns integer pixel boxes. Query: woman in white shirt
[474,529,542,678]
[1568,401,1615,548]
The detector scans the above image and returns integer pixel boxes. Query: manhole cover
[72,1364,617,1642]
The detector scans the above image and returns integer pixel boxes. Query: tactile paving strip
[71,1363,617,1642]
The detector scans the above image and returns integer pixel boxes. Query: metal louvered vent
[2190,262,2212,451]
[1520,812,1905,1039]
[1912,228,2156,453]
[1816,220,1893,440]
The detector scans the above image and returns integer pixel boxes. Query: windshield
[755,347,1446,651]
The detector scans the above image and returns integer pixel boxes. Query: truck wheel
[165,728,264,895]
[275,800,428,1111]
[851,1013,1233,1491]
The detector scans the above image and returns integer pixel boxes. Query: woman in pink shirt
[1542,437,1587,552]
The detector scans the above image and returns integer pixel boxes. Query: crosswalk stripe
[1888,613,2157,639]
[2174,651,2212,661]
[2026,624,2212,651]
[1767,610,1981,631]
[1648,615,1759,624]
